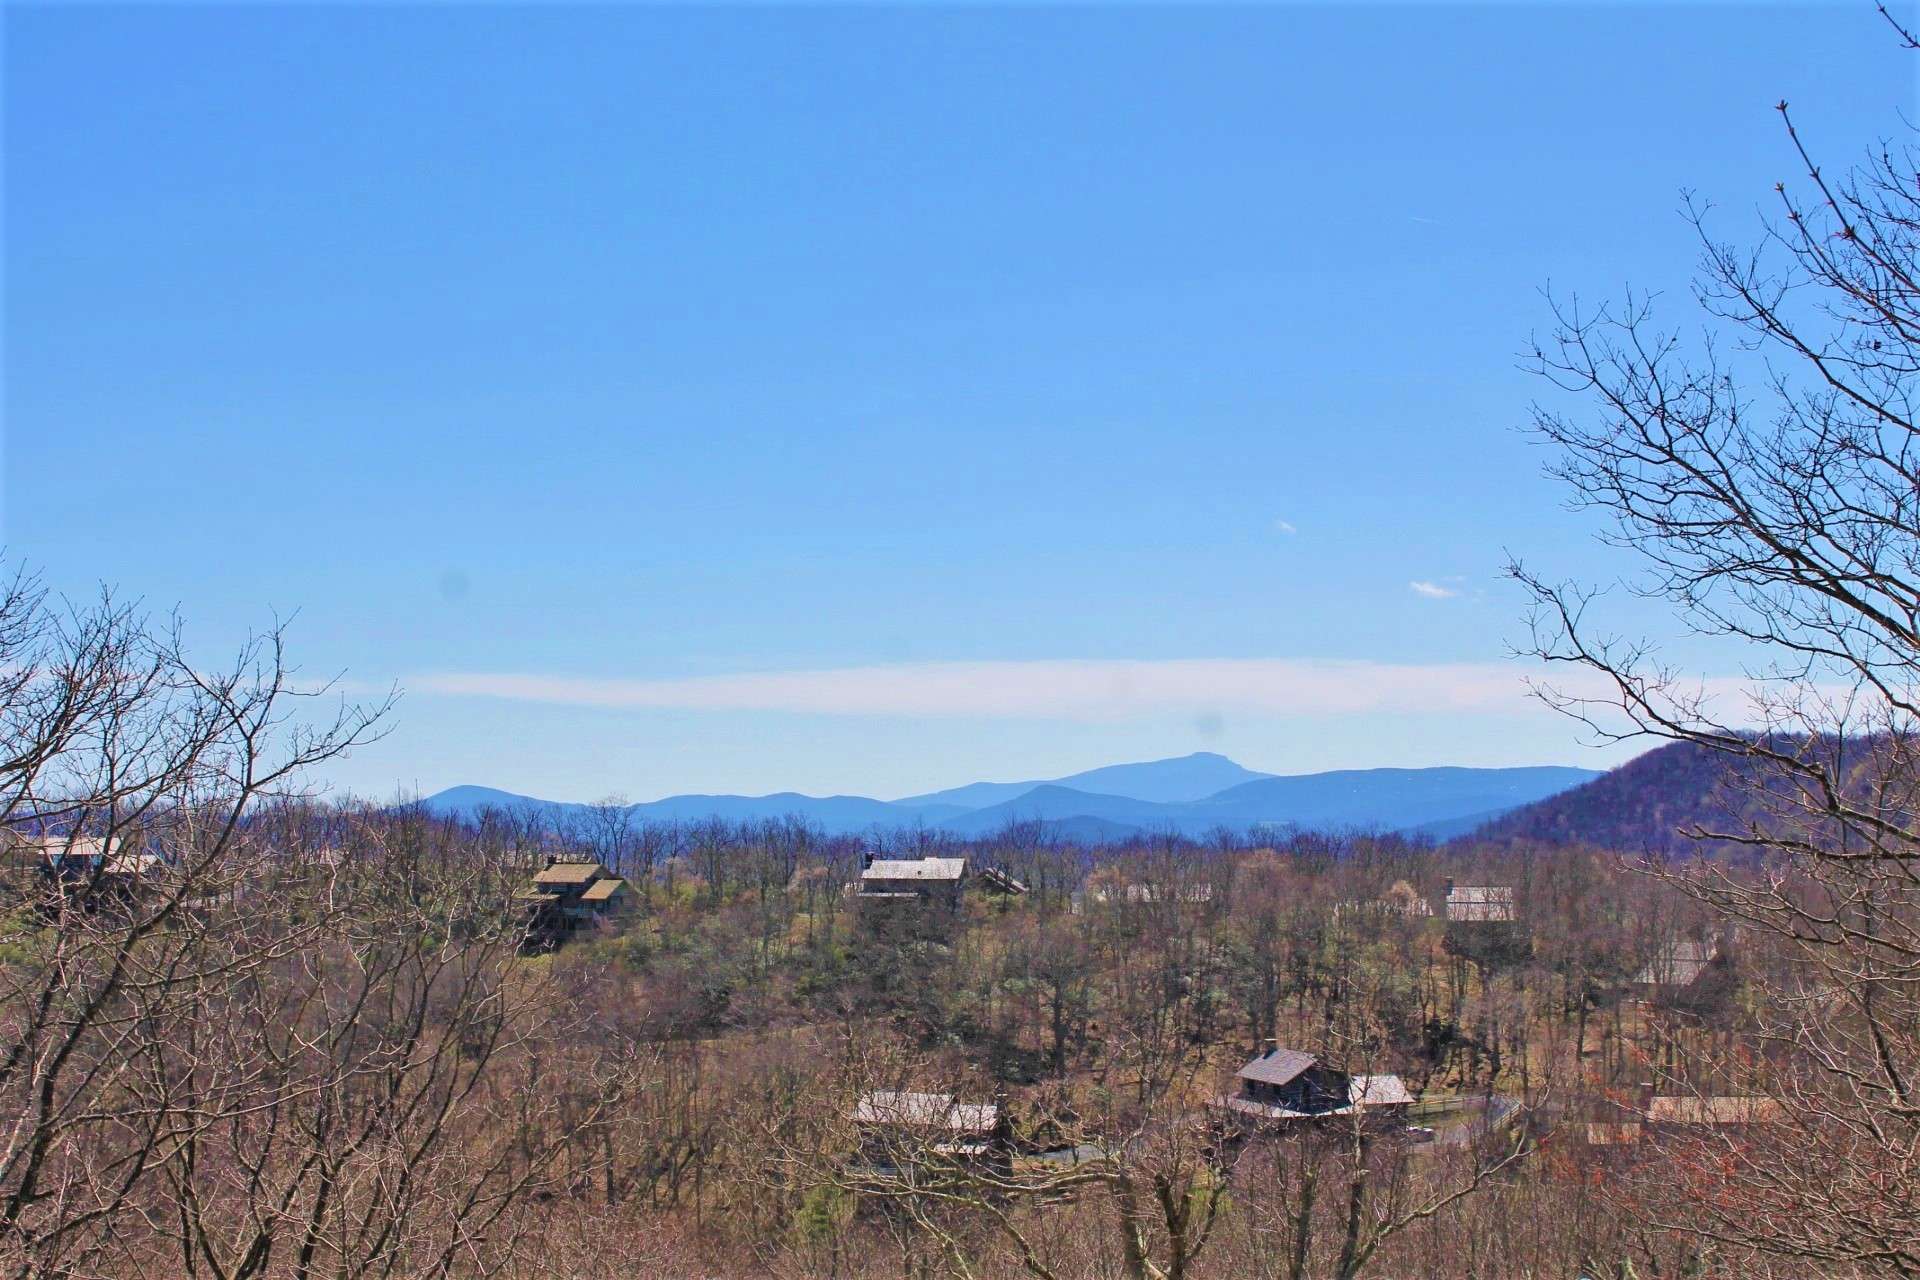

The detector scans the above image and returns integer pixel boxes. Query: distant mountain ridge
[896,751,1274,809]
[418,752,1602,840]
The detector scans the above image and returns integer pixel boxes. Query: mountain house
[1581,1089,1787,1147]
[517,857,632,949]
[858,856,969,907]
[1210,1046,1414,1126]
[5,833,168,905]
[856,855,1027,907]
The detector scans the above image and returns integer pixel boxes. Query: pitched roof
[1236,1048,1317,1088]
[27,836,164,877]
[852,1091,999,1133]
[1350,1074,1414,1107]
[533,860,610,887]
[978,866,1028,894]
[579,877,628,902]
[863,858,967,882]
[1634,940,1717,987]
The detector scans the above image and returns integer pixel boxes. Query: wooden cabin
[1210,1046,1414,1127]
[1442,882,1530,965]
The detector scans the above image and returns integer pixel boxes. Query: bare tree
[0,577,390,1278]
[1517,22,1920,1272]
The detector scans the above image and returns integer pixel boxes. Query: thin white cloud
[1409,580,1460,599]
[1273,518,1298,535]
[411,658,1548,722]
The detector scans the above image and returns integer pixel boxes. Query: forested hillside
[1469,737,1916,860]
[1468,742,1752,855]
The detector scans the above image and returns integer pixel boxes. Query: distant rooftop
[863,857,967,882]
[533,859,611,887]
[1648,1096,1784,1125]
[1446,885,1516,922]
[1634,940,1717,987]
[853,1090,999,1134]
[1236,1047,1317,1088]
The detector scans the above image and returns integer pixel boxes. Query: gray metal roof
[1236,1048,1317,1087]
[1350,1074,1414,1107]
[852,1091,999,1133]
[863,858,967,882]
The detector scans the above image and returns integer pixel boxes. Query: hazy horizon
[408,747,1616,809]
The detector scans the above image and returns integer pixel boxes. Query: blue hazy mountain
[626,792,959,828]
[896,750,1273,809]
[415,785,594,824]
[1187,766,1602,833]
[416,787,962,830]
[417,754,1601,840]
[923,766,1599,839]
[933,785,1183,838]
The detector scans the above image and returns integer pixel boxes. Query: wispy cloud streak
[412,658,1551,721]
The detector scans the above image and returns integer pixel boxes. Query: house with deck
[855,856,1026,907]
[517,857,632,949]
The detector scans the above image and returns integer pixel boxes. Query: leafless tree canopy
[1517,25,1920,1273]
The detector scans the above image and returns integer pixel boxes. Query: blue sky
[5,3,1912,801]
